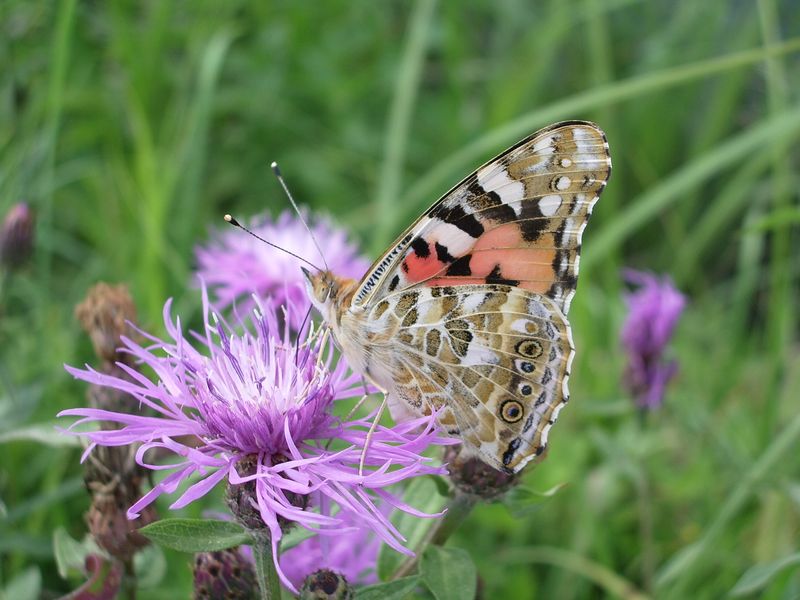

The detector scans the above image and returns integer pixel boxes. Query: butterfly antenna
[223,214,322,271]
[271,161,330,272]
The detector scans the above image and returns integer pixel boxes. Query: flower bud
[193,548,257,600]
[444,445,521,500]
[226,454,309,534]
[0,202,34,269]
[300,569,353,600]
[75,282,138,364]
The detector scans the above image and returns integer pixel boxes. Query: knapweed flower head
[195,209,369,322]
[620,269,686,410]
[61,288,448,591]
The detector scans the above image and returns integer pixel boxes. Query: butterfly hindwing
[368,284,574,473]
[353,121,611,315]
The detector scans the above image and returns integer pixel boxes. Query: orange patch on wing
[470,224,556,294]
[403,244,446,283]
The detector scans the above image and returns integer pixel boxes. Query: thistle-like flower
[61,289,447,591]
[195,210,369,321]
[620,270,686,410]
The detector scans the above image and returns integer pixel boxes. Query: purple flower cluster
[620,269,686,410]
[195,210,369,321]
[61,288,448,591]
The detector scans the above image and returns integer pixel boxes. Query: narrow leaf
[139,518,251,552]
[53,527,101,579]
[729,553,800,596]
[504,482,568,517]
[0,422,81,447]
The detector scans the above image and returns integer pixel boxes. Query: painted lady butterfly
[305,121,611,473]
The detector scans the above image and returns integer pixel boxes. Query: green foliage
[355,576,421,600]
[139,518,251,553]
[1,0,799,597]
[420,546,477,600]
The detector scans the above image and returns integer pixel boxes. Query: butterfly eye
[499,399,524,423]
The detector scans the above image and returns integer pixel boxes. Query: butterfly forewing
[353,121,611,315]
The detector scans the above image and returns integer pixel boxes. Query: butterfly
[304,121,611,473]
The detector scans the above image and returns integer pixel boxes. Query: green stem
[251,532,282,600]
[392,491,477,579]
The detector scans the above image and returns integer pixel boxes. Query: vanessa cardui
[305,121,611,473]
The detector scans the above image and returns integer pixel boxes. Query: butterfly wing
[353,121,612,315]
[366,284,574,473]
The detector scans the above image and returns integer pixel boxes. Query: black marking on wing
[486,264,520,286]
[411,237,430,258]
[446,255,472,276]
[435,241,455,264]
[429,203,485,238]
[502,437,522,467]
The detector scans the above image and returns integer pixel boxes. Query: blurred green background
[2,1,800,598]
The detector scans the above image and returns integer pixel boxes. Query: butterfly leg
[359,394,388,477]
[343,377,372,423]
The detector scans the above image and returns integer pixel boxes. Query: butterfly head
[302,267,349,321]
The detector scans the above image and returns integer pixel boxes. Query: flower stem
[393,491,477,578]
[251,532,282,600]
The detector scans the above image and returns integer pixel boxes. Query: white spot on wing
[477,163,524,209]
[460,292,485,313]
[511,318,531,333]
[428,221,477,256]
[556,176,571,191]
[539,195,562,217]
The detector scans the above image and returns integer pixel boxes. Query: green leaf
[420,546,477,600]
[2,567,41,600]
[355,576,420,600]
[377,477,448,580]
[504,482,569,517]
[139,518,251,552]
[729,553,800,596]
[279,526,316,552]
[53,527,101,579]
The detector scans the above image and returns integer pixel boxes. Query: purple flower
[279,506,383,589]
[195,210,369,322]
[60,289,448,592]
[620,270,686,410]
